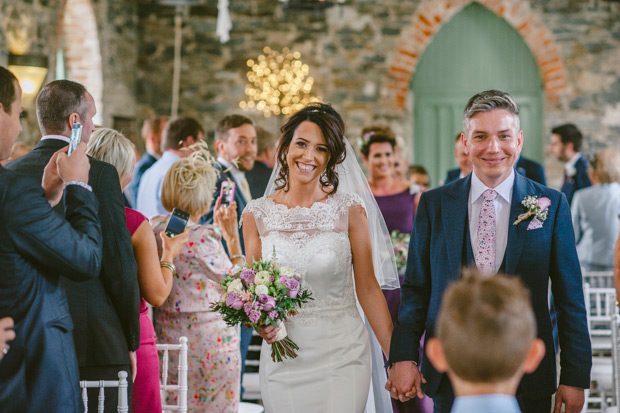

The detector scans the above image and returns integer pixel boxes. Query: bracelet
[160,260,177,276]
[230,255,246,266]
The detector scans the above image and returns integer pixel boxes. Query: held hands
[257,324,280,345]
[42,148,67,207]
[214,201,239,244]
[385,361,426,402]
[159,229,189,259]
[57,142,91,184]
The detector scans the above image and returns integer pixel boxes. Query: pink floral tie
[476,189,497,276]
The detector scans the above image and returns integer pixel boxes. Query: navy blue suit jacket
[516,156,546,185]
[390,171,591,399]
[0,168,102,412]
[561,155,591,205]
[444,168,461,185]
[201,161,249,252]
[246,161,273,199]
[7,139,140,367]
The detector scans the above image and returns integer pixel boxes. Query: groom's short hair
[462,90,520,134]
[436,268,536,383]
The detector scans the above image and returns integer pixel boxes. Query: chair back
[157,336,188,412]
[583,271,614,289]
[584,284,618,351]
[612,314,620,406]
[79,370,128,413]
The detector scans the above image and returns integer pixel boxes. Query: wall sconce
[8,53,49,107]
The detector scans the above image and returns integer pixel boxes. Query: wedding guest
[0,317,15,362]
[408,165,430,192]
[515,155,546,186]
[136,116,203,218]
[445,133,472,184]
[245,103,397,411]
[360,125,430,413]
[0,69,103,412]
[388,90,591,413]
[152,144,244,411]
[246,125,277,199]
[126,116,168,206]
[549,123,591,204]
[86,128,189,412]
[425,270,545,413]
[571,148,620,273]
[6,79,139,412]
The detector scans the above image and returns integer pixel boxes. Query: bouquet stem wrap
[270,322,299,363]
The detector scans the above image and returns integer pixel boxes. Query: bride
[242,103,399,412]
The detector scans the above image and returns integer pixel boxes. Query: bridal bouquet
[390,230,410,275]
[211,248,313,362]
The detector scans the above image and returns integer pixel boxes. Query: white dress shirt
[564,152,583,177]
[468,170,514,273]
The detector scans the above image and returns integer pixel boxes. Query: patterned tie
[476,189,497,276]
[240,177,252,201]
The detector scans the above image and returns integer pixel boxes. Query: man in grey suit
[6,80,140,412]
[0,67,103,412]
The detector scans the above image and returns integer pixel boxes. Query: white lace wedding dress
[242,192,373,413]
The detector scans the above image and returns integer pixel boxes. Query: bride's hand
[257,324,280,344]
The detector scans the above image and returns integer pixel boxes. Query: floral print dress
[151,216,240,412]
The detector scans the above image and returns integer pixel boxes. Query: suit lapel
[442,176,471,278]
[505,172,533,275]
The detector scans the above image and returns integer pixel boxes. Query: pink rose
[258,294,276,312]
[225,292,243,310]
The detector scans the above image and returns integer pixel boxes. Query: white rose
[227,279,243,294]
[255,284,269,296]
[279,267,294,277]
[255,271,271,285]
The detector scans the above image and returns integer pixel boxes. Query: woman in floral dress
[152,146,245,412]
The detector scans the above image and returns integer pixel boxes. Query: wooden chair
[157,336,188,412]
[79,370,128,413]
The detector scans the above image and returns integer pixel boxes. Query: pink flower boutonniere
[513,195,551,230]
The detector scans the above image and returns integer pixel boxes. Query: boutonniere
[513,195,551,230]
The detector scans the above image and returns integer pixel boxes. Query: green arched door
[412,2,544,187]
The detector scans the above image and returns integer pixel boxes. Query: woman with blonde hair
[87,128,188,412]
[572,147,620,273]
[151,143,244,411]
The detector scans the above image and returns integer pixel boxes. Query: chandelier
[240,47,321,118]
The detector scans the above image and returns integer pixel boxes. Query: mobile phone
[68,123,83,156]
[165,208,190,237]
[219,180,236,206]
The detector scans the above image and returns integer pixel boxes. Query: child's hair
[436,268,536,383]
[161,141,218,216]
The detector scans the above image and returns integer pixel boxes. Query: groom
[387,90,591,413]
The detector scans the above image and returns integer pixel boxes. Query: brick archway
[59,0,104,124]
[387,0,567,110]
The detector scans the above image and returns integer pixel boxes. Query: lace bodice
[242,192,366,323]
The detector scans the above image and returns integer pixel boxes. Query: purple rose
[288,288,299,299]
[285,278,299,290]
[269,310,279,320]
[258,294,276,312]
[248,309,261,324]
[240,269,256,286]
[226,292,244,310]
[244,301,253,315]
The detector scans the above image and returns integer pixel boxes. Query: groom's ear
[426,338,449,373]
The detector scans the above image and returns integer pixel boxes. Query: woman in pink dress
[87,128,188,412]
[152,144,244,412]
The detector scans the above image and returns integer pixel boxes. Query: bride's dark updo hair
[275,102,346,192]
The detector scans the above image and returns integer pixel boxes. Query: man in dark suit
[388,90,591,413]
[125,115,168,206]
[246,125,276,199]
[203,114,257,397]
[0,67,103,412]
[516,155,546,185]
[444,132,472,185]
[550,123,591,204]
[6,80,140,411]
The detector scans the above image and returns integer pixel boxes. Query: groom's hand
[386,361,425,402]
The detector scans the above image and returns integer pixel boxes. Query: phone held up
[219,180,236,207]
[164,208,190,237]
[68,123,83,156]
